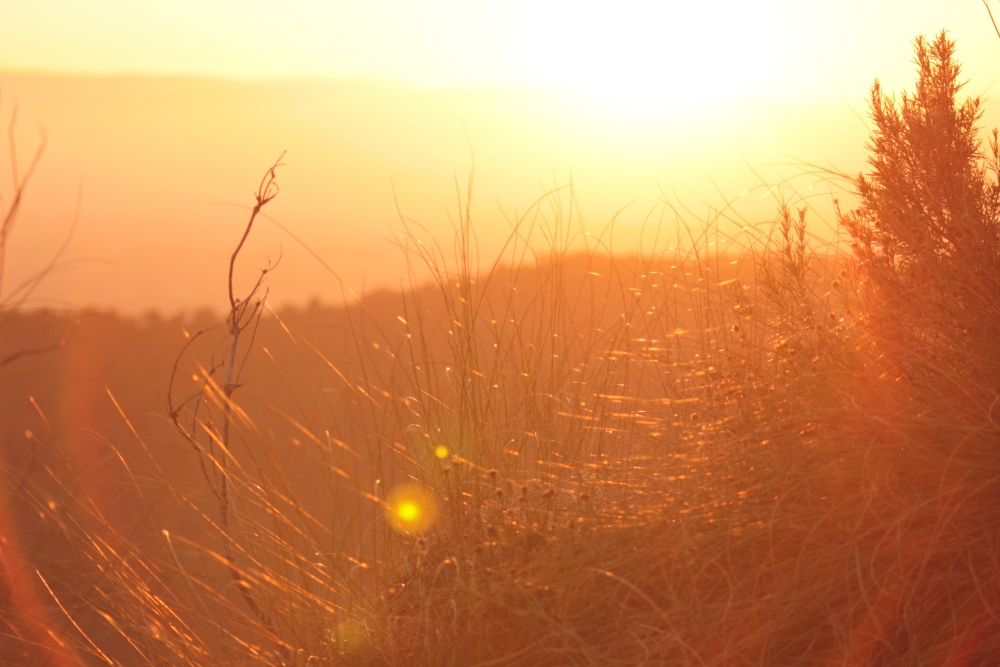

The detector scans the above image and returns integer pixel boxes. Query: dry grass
[2,31,1000,667]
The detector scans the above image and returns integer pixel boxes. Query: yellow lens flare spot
[434,445,449,459]
[397,501,420,523]
[385,484,437,535]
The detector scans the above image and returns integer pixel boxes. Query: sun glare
[517,1,782,117]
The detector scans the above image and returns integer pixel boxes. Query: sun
[516,1,782,118]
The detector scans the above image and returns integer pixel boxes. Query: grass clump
[3,30,1000,667]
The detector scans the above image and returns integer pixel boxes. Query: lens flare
[434,445,449,459]
[385,484,438,535]
[397,500,420,522]
[333,620,363,651]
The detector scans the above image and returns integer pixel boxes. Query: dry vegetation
[1,32,999,666]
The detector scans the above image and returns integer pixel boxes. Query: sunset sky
[4,1,998,108]
[1,1,999,313]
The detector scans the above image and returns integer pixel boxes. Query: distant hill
[0,70,870,314]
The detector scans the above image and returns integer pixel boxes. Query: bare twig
[167,154,287,653]
[0,339,66,369]
[0,103,47,304]
[228,155,284,312]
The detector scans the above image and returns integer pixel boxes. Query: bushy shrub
[841,31,1000,408]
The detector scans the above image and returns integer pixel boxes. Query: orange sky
[4,1,999,108]
[1,2,999,313]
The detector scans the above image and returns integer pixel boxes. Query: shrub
[841,31,1000,410]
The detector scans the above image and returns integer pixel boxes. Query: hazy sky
[3,2,1000,113]
[1,2,999,313]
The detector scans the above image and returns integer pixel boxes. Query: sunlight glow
[517,1,781,116]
